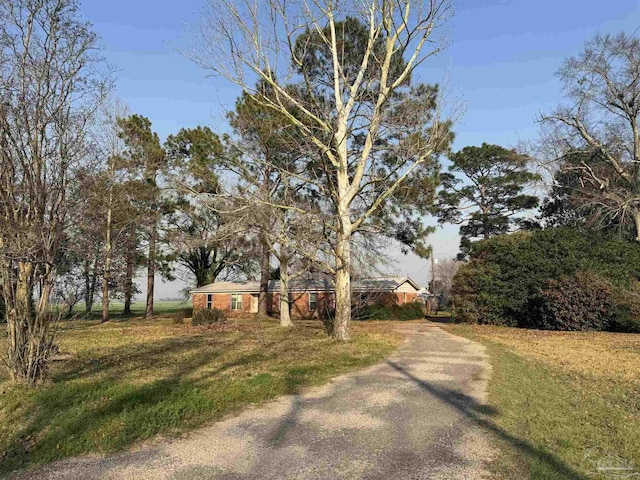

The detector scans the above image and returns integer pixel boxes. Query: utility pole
[430,252,437,313]
[431,254,435,293]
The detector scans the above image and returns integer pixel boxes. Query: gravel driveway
[12,323,495,480]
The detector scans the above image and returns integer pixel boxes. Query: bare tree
[192,0,452,340]
[65,171,104,314]
[539,33,640,240]
[251,189,324,327]
[92,101,130,322]
[433,258,459,306]
[0,0,107,383]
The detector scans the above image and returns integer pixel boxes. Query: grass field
[0,316,401,475]
[445,324,640,479]
[69,300,190,318]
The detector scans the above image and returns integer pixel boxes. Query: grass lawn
[0,316,401,475]
[444,324,640,480]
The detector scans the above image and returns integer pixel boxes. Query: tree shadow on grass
[55,335,234,383]
[0,335,276,476]
[385,360,588,480]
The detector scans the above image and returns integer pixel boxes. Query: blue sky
[81,0,640,295]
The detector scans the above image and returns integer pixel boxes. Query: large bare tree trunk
[145,221,156,318]
[279,254,292,327]
[258,241,270,318]
[7,262,33,380]
[634,211,640,243]
[333,130,353,340]
[333,226,351,341]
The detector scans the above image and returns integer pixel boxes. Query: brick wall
[192,292,254,316]
[271,291,334,319]
[396,292,418,304]
[193,293,207,311]
[194,289,418,318]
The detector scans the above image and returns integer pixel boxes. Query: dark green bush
[525,272,615,331]
[451,227,640,328]
[395,301,426,321]
[451,260,505,325]
[192,308,226,325]
[353,304,392,320]
[353,302,425,321]
[611,283,640,333]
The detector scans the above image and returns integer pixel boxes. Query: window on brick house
[309,293,317,311]
[231,293,243,310]
[206,294,213,309]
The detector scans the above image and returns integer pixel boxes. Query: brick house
[191,276,423,319]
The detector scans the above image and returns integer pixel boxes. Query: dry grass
[448,324,640,380]
[445,323,640,479]
[0,317,402,475]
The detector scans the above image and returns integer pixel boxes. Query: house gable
[393,278,421,293]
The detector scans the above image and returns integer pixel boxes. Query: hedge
[353,301,425,321]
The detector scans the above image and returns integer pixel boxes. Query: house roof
[190,275,421,294]
[351,276,421,292]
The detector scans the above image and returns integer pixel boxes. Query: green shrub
[451,260,504,325]
[353,304,392,320]
[395,301,425,320]
[451,227,640,328]
[192,308,226,325]
[352,302,425,321]
[525,272,615,331]
[611,283,640,333]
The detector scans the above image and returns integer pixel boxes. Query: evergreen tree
[436,143,540,259]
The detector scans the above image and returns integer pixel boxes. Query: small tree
[93,101,132,323]
[65,170,104,314]
[0,0,107,383]
[228,86,290,321]
[436,143,540,259]
[228,86,326,327]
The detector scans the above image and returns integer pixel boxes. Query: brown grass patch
[445,324,640,380]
